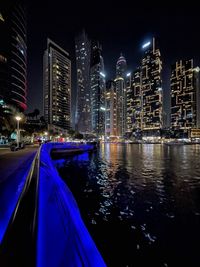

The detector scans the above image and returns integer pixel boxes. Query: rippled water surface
[55,144,200,267]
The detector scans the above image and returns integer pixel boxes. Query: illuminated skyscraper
[43,39,71,133]
[171,59,200,130]
[126,72,133,135]
[105,80,117,139]
[75,30,91,133]
[196,67,200,128]
[126,68,142,135]
[115,54,127,137]
[0,0,27,112]
[90,41,105,136]
[141,38,163,135]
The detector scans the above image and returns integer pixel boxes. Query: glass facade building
[126,68,142,135]
[0,0,27,112]
[75,30,91,133]
[90,41,105,136]
[141,38,163,135]
[105,80,117,139]
[115,54,127,137]
[171,59,200,130]
[43,39,71,133]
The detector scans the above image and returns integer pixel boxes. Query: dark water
[55,144,200,267]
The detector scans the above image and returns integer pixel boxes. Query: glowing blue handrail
[37,143,106,267]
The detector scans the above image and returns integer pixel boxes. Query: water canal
[55,143,200,266]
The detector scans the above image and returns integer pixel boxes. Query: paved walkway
[0,146,38,242]
[0,146,38,181]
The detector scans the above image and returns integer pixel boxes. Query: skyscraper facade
[0,0,27,112]
[126,68,142,135]
[105,80,117,139]
[171,59,200,130]
[141,38,162,135]
[43,39,71,133]
[90,41,105,136]
[115,54,127,137]
[126,72,133,135]
[75,30,91,133]
[195,67,200,128]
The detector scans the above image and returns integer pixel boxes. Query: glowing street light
[100,107,106,111]
[15,116,21,147]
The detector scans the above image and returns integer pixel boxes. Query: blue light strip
[37,143,106,267]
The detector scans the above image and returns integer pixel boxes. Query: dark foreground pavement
[0,145,38,181]
[0,146,38,267]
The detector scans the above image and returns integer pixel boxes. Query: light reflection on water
[55,144,200,267]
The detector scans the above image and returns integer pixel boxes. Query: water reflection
[55,144,200,267]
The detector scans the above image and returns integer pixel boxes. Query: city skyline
[27,0,200,116]
[1,3,200,266]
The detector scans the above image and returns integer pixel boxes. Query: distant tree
[27,112,33,119]
[74,132,84,139]
[40,116,46,123]
[29,112,35,119]
[68,129,75,137]
[34,109,40,119]
[0,103,24,138]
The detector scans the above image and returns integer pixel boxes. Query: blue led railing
[37,143,106,267]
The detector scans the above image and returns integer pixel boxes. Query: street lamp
[15,116,21,147]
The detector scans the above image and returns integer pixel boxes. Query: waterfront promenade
[0,145,38,266]
[0,145,38,182]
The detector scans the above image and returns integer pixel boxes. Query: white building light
[142,41,151,49]
[100,72,105,78]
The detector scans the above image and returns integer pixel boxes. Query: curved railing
[37,143,106,267]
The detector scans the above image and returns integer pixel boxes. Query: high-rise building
[105,80,117,139]
[0,0,27,112]
[90,41,105,136]
[126,72,133,135]
[171,59,200,130]
[195,67,200,128]
[115,54,127,137]
[126,68,142,135]
[43,39,71,133]
[141,38,163,135]
[75,30,91,133]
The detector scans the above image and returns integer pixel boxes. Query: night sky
[27,0,200,124]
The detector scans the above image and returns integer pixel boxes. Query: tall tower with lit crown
[115,54,127,137]
[141,38,163,136]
